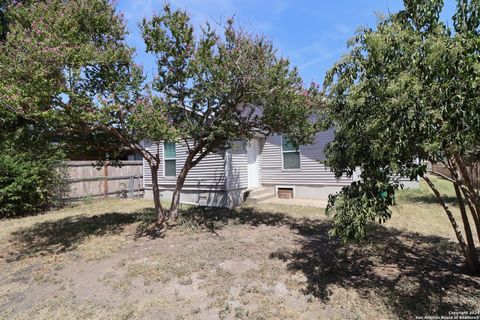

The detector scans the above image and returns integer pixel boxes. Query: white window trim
[163,142,177,178]
[281,135,301,171]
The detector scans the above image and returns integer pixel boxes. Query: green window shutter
[165,160,176,176]
[283,152,300,169]
[164,142,176,158]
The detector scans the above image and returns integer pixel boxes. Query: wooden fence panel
[431,163,480,187]
[431,164,452,179]
[64,161,143,200]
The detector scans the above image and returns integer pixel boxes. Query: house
[143,128,419,207]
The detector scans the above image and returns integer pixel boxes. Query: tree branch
[422,175,469,259]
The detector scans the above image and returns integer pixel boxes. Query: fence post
[128,176,134,199]
[103,162,108,198]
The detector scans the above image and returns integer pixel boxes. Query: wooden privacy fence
[431,163,480,187]
[65,161,143,200]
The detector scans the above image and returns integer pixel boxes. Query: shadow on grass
[273,222,479,318]
[7,212,141,261]
[176,206,480,317]
[398,193,458,205]
[133,206,290,239]
[6,204,480,318]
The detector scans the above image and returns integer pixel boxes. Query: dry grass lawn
[0,176,479,319]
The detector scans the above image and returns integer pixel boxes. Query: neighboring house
[144,128,408,207]
[126,151,143,161]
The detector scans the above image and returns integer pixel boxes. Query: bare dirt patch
[0,195,479,319]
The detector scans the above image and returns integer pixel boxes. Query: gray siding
[225,141,249,191]
[143,129,355,193]
[260,130,354,186]
[143,141,227,191]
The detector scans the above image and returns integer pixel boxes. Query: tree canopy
[0,0,140,158]
[0,0,138,215]
[323,0,480,273]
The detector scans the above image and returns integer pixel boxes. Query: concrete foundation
[144,180,419,209]
[399,179,420,189]
[261,184,344,201]
[144,188,247,208]
[262,179,419,200]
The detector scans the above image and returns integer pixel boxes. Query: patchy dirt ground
[1,179,479,319]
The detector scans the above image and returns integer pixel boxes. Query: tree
[92,4,320,230]
[323,0,480,273]
[136,4,319,226]
[0,0,143,214]
[0,0,140,145]
[94,92,177,230]
[0,0,135,116]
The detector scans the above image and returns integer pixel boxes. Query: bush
[0,150,67,218]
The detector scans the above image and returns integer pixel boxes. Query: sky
[116,0,457,86]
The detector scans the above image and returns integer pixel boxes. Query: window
[164,142,176,177]
[230,140,246,154]
[282,136,300,169]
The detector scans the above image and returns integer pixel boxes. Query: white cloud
[121,0,155,22]
[170,0,238,29]
[119,0,290,36]
[298,47,343,70]
[271,0,290,16]
[117,0,340,79]
[288,23,352,71]
[293,41,342,70]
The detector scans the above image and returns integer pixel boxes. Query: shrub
[0,150,67,218]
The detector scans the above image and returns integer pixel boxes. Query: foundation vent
[277,187,294,199]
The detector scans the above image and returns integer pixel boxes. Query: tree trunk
[449,155,480,259]
[454,153,480,220]
[169,146,209,221]
[169,163,191,221]
[422,176,475,269]
[150,164,166,227]
[462,194,480,243]
[453,182,480,273]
